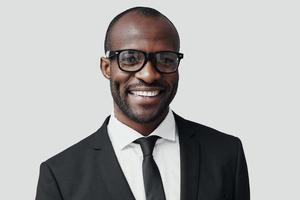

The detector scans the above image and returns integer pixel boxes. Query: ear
[100,57,111,79]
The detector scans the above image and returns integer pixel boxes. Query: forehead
[109,13,179,51]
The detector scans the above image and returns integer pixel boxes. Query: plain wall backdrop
[1,0,299,199]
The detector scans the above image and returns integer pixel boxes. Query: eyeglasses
[106,49,184,74]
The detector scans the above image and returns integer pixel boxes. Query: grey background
[1,0,299,199]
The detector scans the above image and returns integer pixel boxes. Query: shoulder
[43,130,98,169]
[43,117,110,170]
[174,112,243,153]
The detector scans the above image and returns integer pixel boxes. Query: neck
[113,107,169,136]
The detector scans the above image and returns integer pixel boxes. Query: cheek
[164,73,179,88]
[110,65,132,92]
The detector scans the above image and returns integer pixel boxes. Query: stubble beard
[110,79,178,124]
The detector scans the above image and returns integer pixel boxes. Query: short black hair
[104,6,180,53]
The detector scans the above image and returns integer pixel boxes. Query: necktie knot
[134,136,160,157]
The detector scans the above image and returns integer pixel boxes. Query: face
[101,13,180,124]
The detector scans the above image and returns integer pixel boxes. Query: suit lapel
[92,117,135,200]
[90,113,201,200]
[174,113,201,200]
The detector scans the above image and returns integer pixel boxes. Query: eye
[119,51,143,65]
[162,57,175,64]
[123,55,138,63]
[157,53,177,65]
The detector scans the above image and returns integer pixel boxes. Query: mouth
[128,87,164,97]
[127,87,164,106]
[129,90,161,97]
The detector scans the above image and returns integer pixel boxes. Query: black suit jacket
[36,113,250,200]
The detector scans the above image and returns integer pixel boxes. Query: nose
[135,60,161,84]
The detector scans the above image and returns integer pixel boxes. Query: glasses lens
[156,52,179,73]
[118,50,144,71]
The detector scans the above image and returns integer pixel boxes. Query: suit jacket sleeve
[35,162,63,200]
[234,138,250,200]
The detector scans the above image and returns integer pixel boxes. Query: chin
[127,106,167,124]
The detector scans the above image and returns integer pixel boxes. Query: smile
[130,90,160,97]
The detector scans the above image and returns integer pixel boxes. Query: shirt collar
[107,109,176,150]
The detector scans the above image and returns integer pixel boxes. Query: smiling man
[36,7,250,200]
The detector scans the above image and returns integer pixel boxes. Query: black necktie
[134,136,166,200]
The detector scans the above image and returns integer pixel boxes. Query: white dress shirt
[107,109,181,200]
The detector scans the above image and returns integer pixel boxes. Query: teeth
[131,90,160,97]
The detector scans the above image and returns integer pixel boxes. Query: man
[36,6,250,200]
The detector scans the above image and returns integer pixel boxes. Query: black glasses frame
[106,49,184,74]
